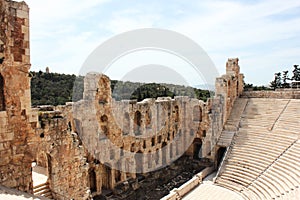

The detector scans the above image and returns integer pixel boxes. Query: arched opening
[89,169,97,193]
[216,147,227,168]
[115,170,121,183]
[160,109,166,127]
[174,105,179,122]
[193,106,202,122]
[102,164,112,190]
[227,80,231,97]
[193,138,202,159]
[162,142,167,165]
[147,151,152,169]
[145,110,152,129]
[155,149,160,165]
[123,112,130,135]
[110,149,115,160]
[32,161,48,187]
[134,111,142,136]
[135,150,143,173]
[202,130,206,137]
[151,137,155,147]
[32,154,51,197]
[0,74,5,111]
[100,115,108,135]
[158,135,162,143]
[100,115,108,122]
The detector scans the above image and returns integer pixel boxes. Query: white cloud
[169,0,300,84]
[26,0,300,85]
[99,8,162,34]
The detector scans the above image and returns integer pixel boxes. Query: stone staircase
[217,98,248,147]
[33,182,53,199]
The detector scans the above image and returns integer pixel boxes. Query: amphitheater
[165,96,300,200]
[0,0,300,200]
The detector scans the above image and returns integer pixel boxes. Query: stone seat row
[217,139,300,199]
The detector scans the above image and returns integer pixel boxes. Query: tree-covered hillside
[31,71,76,106]
[31,71,212,106]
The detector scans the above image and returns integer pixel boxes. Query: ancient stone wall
[73,73,209,195]
[215,58,244,125]
[205,58,243,160]
[0,0,35,192]
[242,89,300,99]
[25,105,91,200]
[26,57,243,199]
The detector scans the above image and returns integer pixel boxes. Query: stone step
[33,182,52,199]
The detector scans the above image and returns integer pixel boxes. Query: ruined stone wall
[215,58,244,124]
[68,59,243,198]
[73,73,210,195]
[0,0,35,192]
[26,105,91,200]
[205,58,244,160]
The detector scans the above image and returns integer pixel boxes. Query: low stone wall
[161,166,214,200]
[242,89,300,99]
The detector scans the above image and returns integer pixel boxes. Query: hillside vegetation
[31,71,212,106]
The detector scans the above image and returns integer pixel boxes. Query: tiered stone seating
[177,98,300,200]
[273,99,300,135]
[215,98,300,199]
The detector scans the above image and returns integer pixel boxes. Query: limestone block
[16,10,28,19]
[0,131,14,141]
[0,155,10,166]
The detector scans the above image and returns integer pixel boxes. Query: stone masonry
[0,0,35,193]
[0,0,246,199]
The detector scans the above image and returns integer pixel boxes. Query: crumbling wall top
[226,58,240,77]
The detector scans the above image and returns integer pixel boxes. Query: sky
[26,0,300,86]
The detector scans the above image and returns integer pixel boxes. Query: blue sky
[27,0,300,86]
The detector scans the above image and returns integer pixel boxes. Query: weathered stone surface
[0,0,34,193]
[242,89,300,99]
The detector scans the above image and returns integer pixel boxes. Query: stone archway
[134,111,142,136]
[102,163,112,190]
[193,106,202,122]
[135,150,143,173]
[89,169,97,193]
[162,142,167,165]
[123,112,130,135]
[193,138,202,159]
[101,163,112,190]
[216,147,226,168]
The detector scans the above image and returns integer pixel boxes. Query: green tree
[291,65,300,81]
[270,72,282,90]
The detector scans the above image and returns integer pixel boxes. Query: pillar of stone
[0,0,36,192]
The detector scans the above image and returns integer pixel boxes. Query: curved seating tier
[215,98,300,200]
